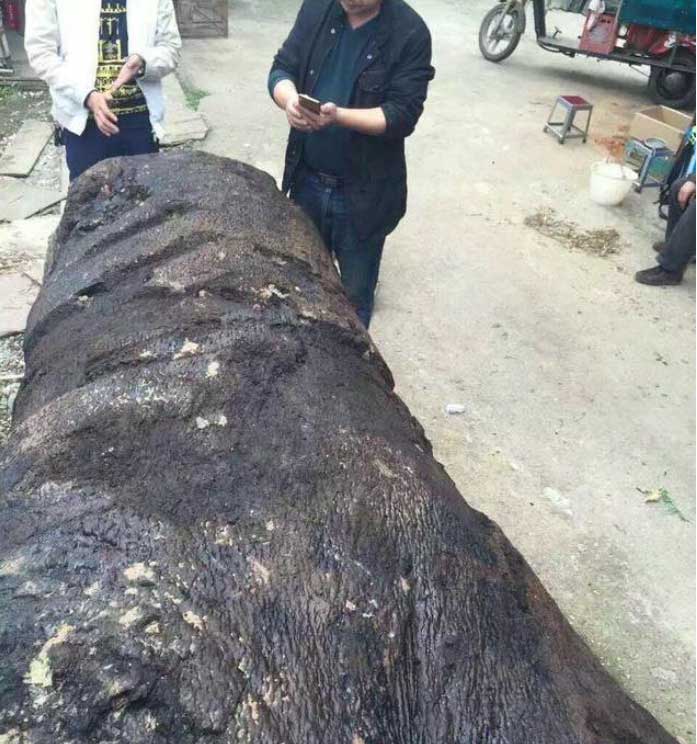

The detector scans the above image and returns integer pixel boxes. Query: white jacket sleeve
[133,0,182,82]
[24,0,95,107]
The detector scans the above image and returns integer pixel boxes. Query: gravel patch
[0,87,51,143]
[1,86,63,216]
[525,208,623,258]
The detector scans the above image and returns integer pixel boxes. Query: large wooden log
[0,151,677,744]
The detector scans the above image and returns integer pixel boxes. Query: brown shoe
[652,240,666,252]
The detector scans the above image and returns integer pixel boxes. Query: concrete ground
[184,0,692,739]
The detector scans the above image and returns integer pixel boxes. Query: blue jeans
[64,117,158,182]
[291,170,385,328]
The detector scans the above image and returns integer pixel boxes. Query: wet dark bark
[0,152,677,744]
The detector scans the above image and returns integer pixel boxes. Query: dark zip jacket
[268,0,435,240]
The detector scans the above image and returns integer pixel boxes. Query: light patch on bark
[216,414,228,427]
[139,350,155,359]
[24,624,74,689]
[265,520,275,532]
[261,676,285,708]
[123,563,156,586]
[248,558,271,585]
[174,338,200,359]
[0,728,22,744]
[258,284,288,300]
[375,458,397,479]
[0,555,26,577]
[196,417,210,429]
[215,524,235,546]
[400,577,411,594]
[118,607,143,628]
[83,581,100,596]
[345,600,357,612]
[183,610,205,632]
[108,678,132,698]
[15,580,39,597]
[206,360,220,378]
[145,621,161,635]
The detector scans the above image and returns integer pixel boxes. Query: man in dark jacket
[268,0,434,327]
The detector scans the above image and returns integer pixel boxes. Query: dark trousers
[659,176,696,274]
[64,118,158,182]
[291,169,385,328]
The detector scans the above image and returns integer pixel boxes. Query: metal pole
[533,0,547,38]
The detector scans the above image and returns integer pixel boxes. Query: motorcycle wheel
[648,49,696,111]
[479,4,525,63]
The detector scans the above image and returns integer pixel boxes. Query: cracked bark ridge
[0,151,678,744]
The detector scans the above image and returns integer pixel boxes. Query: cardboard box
[629,106,693,153]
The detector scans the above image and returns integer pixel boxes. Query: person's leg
[329,189,385,328]
[64,121,110,181]
[290,171,332,246]
[665,176,689,239]
[658,199,696,274]
[292,173,385,325]
[116,124,159,157]
[636,199,695,285]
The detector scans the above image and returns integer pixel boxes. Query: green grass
[0,84,18,104]
[182,85,209,112]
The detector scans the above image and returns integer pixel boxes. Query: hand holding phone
[298,94,322,115]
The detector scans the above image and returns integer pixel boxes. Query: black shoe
[634,265,683,286]
[652,240,666,253]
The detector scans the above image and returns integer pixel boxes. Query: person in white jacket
[25,0,181,180]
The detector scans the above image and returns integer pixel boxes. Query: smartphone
[298,94,322,115]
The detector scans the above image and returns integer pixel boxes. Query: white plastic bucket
[589,162,638,206]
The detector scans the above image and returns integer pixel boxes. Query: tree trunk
[0,152,677,744]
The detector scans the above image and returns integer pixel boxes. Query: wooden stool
[544,95,593,144]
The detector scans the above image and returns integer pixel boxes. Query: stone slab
[60,155,70,199]
[0,215,59,260]
[23,260,46,286]
[161,122,209,147]
[0,181,65,222]
[0,217,53,334]
[0,120,53,177]
[0,273,39,337]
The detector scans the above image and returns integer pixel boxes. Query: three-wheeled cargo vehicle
[479,0,696,109]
